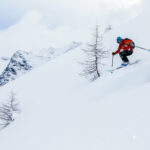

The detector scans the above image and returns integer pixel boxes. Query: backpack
[123,38,135,49]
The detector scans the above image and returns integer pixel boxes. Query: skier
[112,37,135,66]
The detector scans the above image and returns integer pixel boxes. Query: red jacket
[115,39,134,54]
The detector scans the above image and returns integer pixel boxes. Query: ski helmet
[117,36,122,43]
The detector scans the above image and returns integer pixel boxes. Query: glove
[112,52,115,56]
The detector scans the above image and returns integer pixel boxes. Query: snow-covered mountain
[0,42,81,87]
[0,50,32,86]
[36,41,82,58]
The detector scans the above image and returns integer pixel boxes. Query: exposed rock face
[0,51,32,86]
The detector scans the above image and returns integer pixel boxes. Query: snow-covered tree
[80,25,108,81]
[0,92,20,129]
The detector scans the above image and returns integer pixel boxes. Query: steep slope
[0,42,150,150]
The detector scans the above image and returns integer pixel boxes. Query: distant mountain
[36,41,82,59]
[0,42,82,86]
[0,57,10,61]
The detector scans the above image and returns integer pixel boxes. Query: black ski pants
[119,50,133,62]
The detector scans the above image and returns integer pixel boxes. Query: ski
[108,60,140,74]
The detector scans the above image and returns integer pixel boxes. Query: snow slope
[0,11,150,150]
[0,42,150,150]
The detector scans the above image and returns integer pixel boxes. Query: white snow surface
[0,13,150,150]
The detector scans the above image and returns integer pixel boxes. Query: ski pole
[112,55,114,67]
[135,46,150,51]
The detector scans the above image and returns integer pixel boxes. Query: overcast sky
[0,0,142,29]
[0,0,147,56]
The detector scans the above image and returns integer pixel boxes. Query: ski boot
[121,61,129,67]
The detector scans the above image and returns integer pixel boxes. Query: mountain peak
[0,50,32,86]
